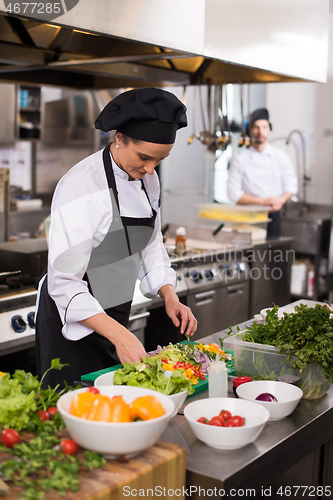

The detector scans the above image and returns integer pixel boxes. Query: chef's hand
[166,300,197,337]
[81,313,147,364]
[113,329,147,365]
[263,196,285,212]
[158,284,198,337]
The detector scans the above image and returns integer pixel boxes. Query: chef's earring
[116,144,119,149]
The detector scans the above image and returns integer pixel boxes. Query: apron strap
[102,144,120,211]
[103,144,132,253]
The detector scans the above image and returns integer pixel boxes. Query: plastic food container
[197,203,269,223]
[296,363,330,400]
[224,335,330,400]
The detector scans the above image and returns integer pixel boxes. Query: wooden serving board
[0,433,186,500]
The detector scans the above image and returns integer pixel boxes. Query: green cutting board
[81,341,234,395]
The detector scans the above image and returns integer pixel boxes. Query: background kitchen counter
[161,321,333,498]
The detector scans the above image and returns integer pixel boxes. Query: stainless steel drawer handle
[128,311,150,322]
[195,299,214,306]
[194,290,216,300]
[227,284,245,295]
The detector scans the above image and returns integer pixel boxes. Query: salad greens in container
[225,303,333,400]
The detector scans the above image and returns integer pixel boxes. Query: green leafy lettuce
[0,358,70,431]
[0,372,37,431]
[113,357,195,395]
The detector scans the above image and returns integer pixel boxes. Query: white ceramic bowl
[57,385,175,458]
[95,371,188,417]
[260,307,284,320]
[184,397,269,450]
[236,380,303,421]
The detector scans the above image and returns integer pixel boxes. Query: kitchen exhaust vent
[0,0,329,89]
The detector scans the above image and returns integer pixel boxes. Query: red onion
[255,392,278,402]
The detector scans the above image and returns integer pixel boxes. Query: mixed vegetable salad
[113,341,233,394]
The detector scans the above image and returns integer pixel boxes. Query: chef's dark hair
[95,87,187,144]
[247,108,272,134]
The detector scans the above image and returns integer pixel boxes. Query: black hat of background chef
[94,87,187,144]
[249,108,272,130]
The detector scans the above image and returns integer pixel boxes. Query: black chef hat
[249,108,272,130]
[94,87,187,144]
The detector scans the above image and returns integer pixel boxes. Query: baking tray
[81,340,235,395]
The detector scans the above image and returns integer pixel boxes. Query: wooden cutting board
[0,437,186,500]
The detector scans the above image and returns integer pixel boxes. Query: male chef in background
[227,108,298,238]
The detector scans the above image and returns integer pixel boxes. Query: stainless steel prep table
[160,322,333,498]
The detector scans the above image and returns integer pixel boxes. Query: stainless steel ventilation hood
[0,0,329,89]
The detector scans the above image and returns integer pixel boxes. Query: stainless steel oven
[185,259,250,340]
[144,254,251,349]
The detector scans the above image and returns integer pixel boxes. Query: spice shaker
[208,354,228,398]
[175,226,186,256]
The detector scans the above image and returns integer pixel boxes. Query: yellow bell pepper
[70,391,97,419]
[109,395,131,423]
[86,394,115,422]
[162,363,174,371]
[129,395,166,421]
[70,392,131,422]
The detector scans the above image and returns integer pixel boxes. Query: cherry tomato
[87,387,100,394]
[222,419,238,427]
[219,410,232,421]
[1,428,20,448]
[47,407,58,417]
[209,415,224,426]
[60,439,78,455]
[228,415,245,427]
[197,417,209,424]
[37,410,50,421]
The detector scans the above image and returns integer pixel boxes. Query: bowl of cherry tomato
[183,398,270,450]
[57,385,175,458]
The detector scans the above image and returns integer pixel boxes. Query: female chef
[35,87,197,388]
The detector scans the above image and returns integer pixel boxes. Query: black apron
[267,211,281,238]
[35,145,157,388]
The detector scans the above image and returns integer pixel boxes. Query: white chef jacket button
[115,217,118,221]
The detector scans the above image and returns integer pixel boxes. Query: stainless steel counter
[161,325,333,496]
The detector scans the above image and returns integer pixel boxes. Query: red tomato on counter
[37,410,50,421]
[47,407,58,417]
[60,439,78,455]
[1,428,20,448]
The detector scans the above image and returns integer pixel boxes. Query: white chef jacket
[227,144,298,203]
[45,148,176,341]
